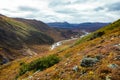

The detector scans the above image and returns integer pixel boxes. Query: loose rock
[80,57,99,67]
[107,64,119,69]
[73,65,79,72]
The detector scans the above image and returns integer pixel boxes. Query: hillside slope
[18,19,120,80]
[14,18,67,41]
[0,19,119,80]
[0,15,54,64]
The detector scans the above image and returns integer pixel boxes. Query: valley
[0,15,119,80]
[0,13,119,80]
[0,14,91,66]
[0,0,120,80]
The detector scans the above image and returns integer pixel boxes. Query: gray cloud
[25,14,37,18]
[48,0,91,8]
[2,8,17,13]
[55,8,78,14]
[49,0,71,7]
[18,6,39,12]
[72,0,93,4]
[107,2,120,11]
[0,0,120,23]
[94,7,105,11]
[94,2,120,12]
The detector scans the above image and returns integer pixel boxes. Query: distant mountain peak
[47,22,110,31]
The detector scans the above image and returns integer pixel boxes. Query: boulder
[80,57,99,67]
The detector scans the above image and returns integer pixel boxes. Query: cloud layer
[0,0,120,23]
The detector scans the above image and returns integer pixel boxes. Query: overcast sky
[0,0,120,23]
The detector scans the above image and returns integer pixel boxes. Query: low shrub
[90,31,105,40]
[19,54,60,76]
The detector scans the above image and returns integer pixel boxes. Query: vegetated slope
[75,19,120,45]
[0,14,54,65]
[0,38,78,80]
[0,18,119,80]
[14,18,67,41]
[16,19,119,80]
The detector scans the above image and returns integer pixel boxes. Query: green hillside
[0,15,54,65]
[0,15,54,49]
[76,19,120,45]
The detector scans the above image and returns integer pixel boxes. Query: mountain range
[47,22,110,31]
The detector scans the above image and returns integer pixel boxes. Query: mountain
[47,22,110,31]
[0,14,85,65]
[0,14,91,65]
[0,15,54,48]
[0,18,119,80]
[14,18,85,40]
[14,18,66,41]
[47,22,73,28]
[0,14,54,64]
[77,22,110,31]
